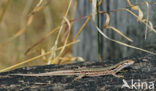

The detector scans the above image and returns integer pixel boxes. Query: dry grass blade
[31,0,44,15]
[47,0,72,64]
[103,13,110,28]
[61,15,92,57]
[0,28,25,48]
[0,0,46,49]
[41,49,47,62]
[24,15,85,56]
[125,8,144,22]
[26,15,34,26]
[51,17,72,64]
[127,0,144,22]
[104,13,133,42]
[59,17,71,56]
[137,8,144,22]
[96,26,156,56]
[0,40,80,73]
[0,0,10,23]
[126,0,156,34]
[92,0,97,22]
[127,0,133,6]
[125,8,156,33]
[144,1,149,39]
[108,26,133,42]
[148,21,156,32]
[58,56,84,65]
[73,15,92,41]
[24,26,60,55]
[98,0,103,6]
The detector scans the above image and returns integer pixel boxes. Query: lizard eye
[122,62,130,67]
[123,63,128,65]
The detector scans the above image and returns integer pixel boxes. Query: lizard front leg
[112,73,124,78]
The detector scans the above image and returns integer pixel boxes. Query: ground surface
[0,51,156,91]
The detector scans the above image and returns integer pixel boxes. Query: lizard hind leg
[73,74,85,81]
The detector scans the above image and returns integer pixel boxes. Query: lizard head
[122,60,135,66]
[116,60,135,72]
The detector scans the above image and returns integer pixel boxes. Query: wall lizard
[11,60,134,79]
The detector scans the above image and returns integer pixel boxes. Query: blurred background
[0,0,72,70]
[1,0,156,71]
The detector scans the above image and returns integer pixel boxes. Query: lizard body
[11,60,134,78]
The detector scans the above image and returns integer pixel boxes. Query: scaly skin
[11,60,134,78]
